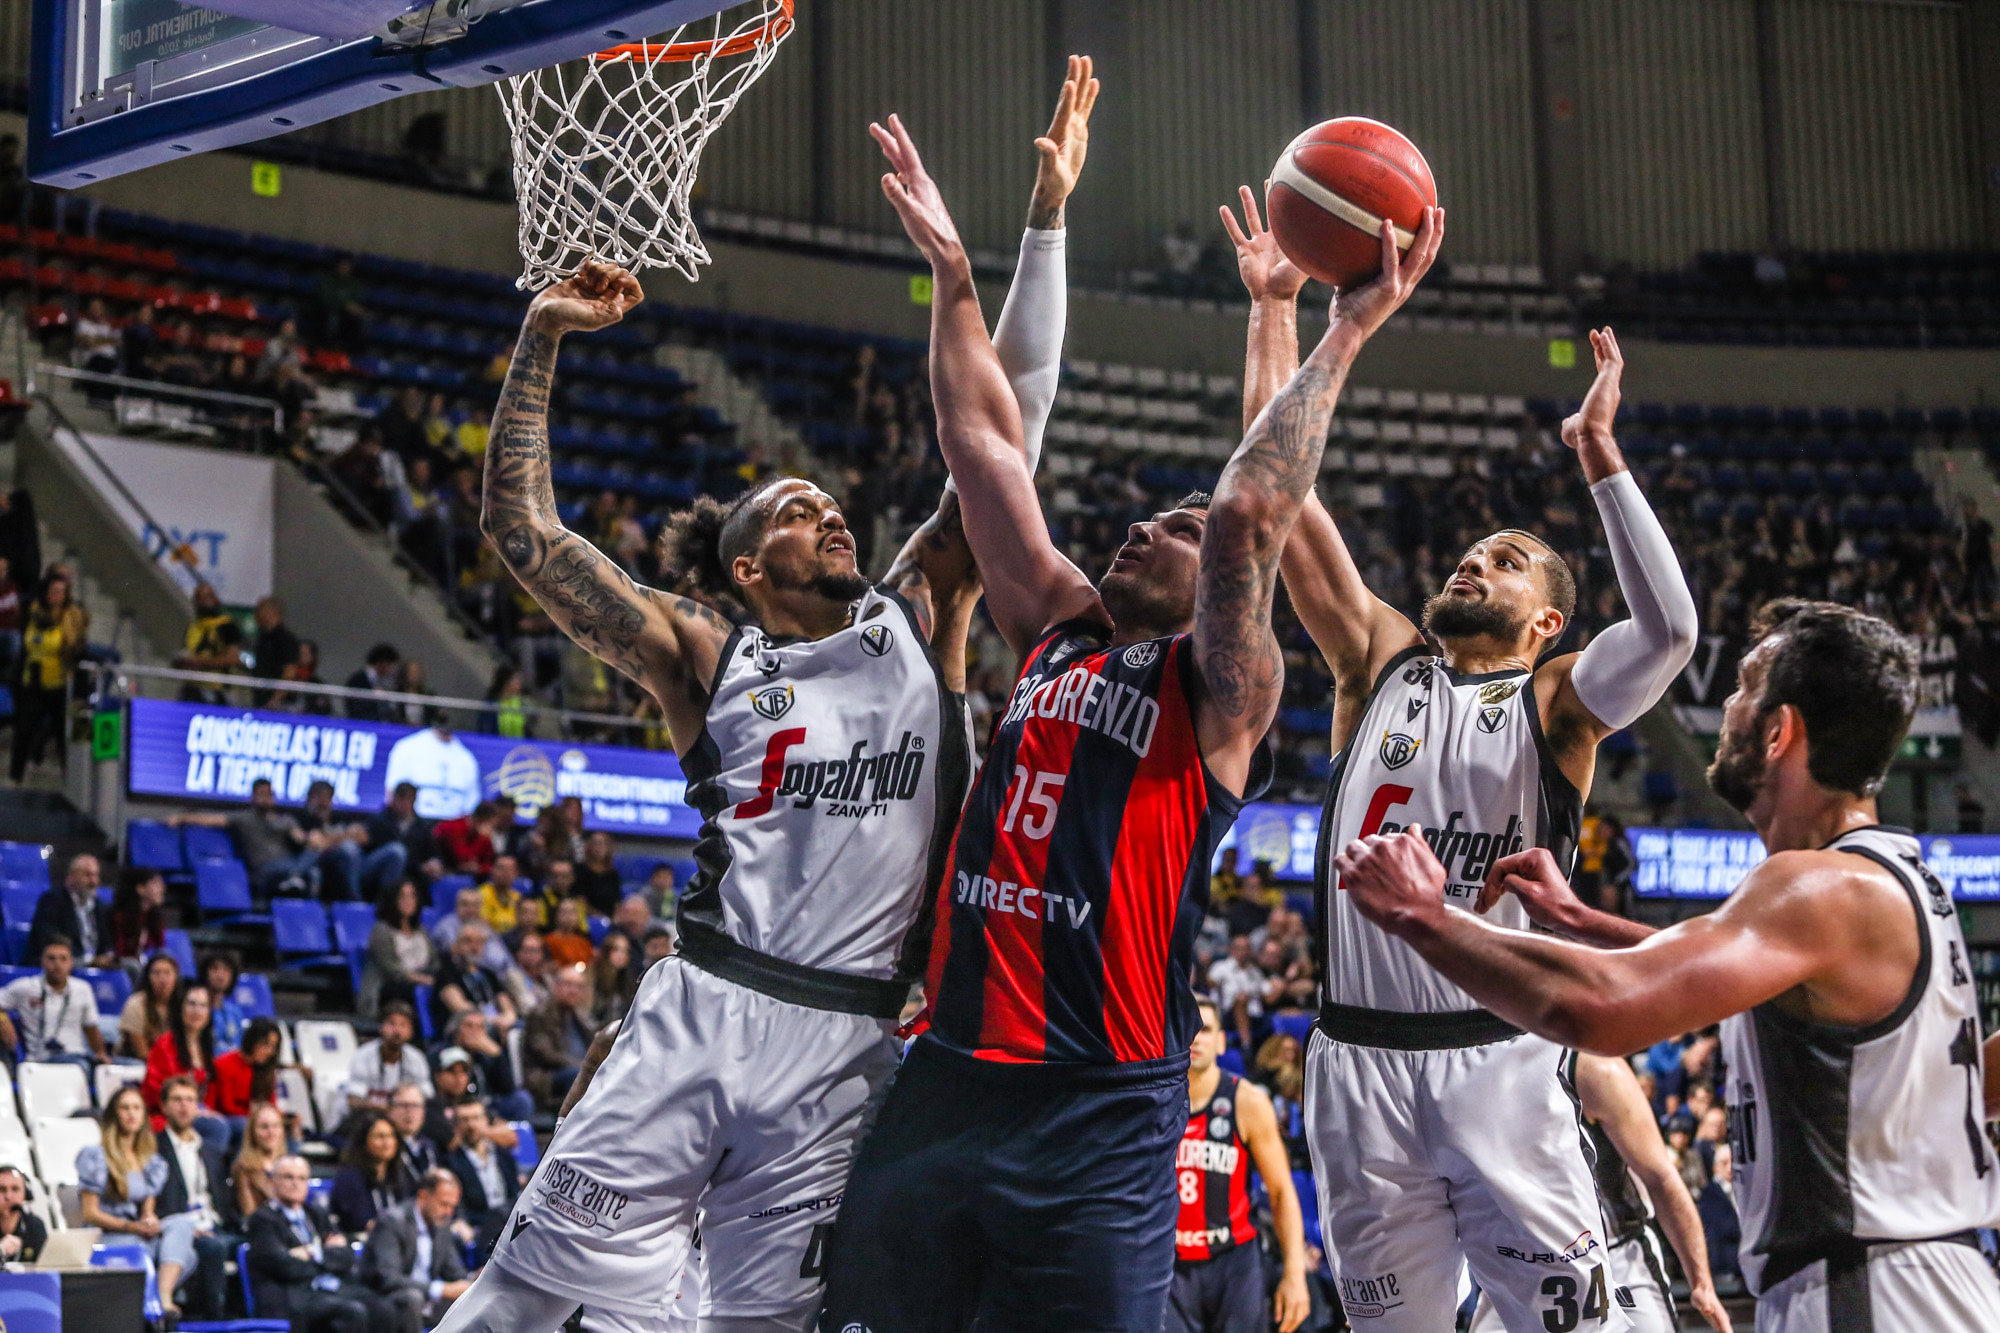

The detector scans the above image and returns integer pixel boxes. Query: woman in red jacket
[207,1015,282,1124]
[140,982,231,1153]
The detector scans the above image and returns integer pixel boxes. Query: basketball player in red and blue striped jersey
[817,113,1442,1333]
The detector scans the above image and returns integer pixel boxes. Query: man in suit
[248,1155,394,1333]
[440,1098,518,1262]
[390,1081,441,1180]
[156,1075,234,1319]
[362,1168,476,1333]
[25,853,112,968]
[344,643,400,722]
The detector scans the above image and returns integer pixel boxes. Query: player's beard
[1421,590,1526,642]
[1100,568,1192,636]
[1706,714,1768,813]
[810,569,873,602]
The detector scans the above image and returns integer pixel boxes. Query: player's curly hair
[657,477,790,607]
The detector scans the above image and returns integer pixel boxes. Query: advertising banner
[127,697,699,838]
[1214,801,1321,882]
[1633,827,1999,902]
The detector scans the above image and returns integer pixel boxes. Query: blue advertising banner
[1634,827,2000,902]
[1918,834,2000,902]
[1215,801,1321,882]
[0,1270,62,1333]
[127,697,700,838]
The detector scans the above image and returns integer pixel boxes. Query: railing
[33,362,286,452]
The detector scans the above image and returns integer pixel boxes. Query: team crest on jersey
[1209,1116,1232,1139]
[1124,641,1160,669]
[1211,1096,1230,1115]
[1476,705,1507,733]
[1477,679,1522,705]
[1380,731,1422,769]
[860,624,894,657]
[750,684,794,720]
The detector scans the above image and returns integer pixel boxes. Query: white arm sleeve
[1568,470,1699,731]
[947,227,1065,494]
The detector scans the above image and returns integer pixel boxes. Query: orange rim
[595,0,793,63]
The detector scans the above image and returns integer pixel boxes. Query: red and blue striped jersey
[922,620,1256,1065]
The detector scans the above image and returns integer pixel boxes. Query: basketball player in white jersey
[1470,1052,1732,1333]
[1337,599,2000,1333]
[1222,194,1698,1331]
[435,59,1102,1333]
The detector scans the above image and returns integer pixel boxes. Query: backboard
[27,0,741,187]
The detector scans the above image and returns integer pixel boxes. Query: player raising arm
[1337,602,2000,1332]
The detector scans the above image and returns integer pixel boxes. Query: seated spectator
[26,853,113,968]
[433,887,514,978]
[248,595,302,702]
[362,881,438,1019]
[0,935,110,1073]
[433,802,500,878]
[0,1166,47,1264]
[363,782,439,890]
[535,858,579,918]
[250,1153,394,1332]
[345,642,403,723]
[119,952,180,1060]
[328,1111,416,1236]
[297,779,391,902]
[231,1102,290,1222]
[141,982,232,1153]
[544,898,595,970]
[433,924,518,1036]
[109,866,167,966]
[641,924,675,973]
[389,1082,441,1180]
[202,951,248,1054]
[443,1011,534,1120]
[425,1050,519,1154]
[155,1074,234,1319]
[485,795,520,862]
[478,856,525,934]
[1256,938,1316,1014]
[442,1097,518,1261]
[508,929,554,1013]
[1698,1141,1742,1286]
[501,897,546,955]
[523,964,596,1111]
[209,1015,282,1121]
[346,1002,433,1113]
[610,893,657,958]
[360,1169,475,1333]
[269,637,332,715]
[589,932,637,1026]
[574,831,623,917]
[79,1086,201,1318]
[172,582,245,702]
[172,777,323,896]
[1207,935,1264,1050]
[640,863,678,923]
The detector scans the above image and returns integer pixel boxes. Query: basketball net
[497,0,794,290]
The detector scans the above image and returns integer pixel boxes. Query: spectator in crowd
[248,595,301,702]
[119,952,180,1060]
[574,831,622,916]
[508,930,553,1013]
[346,1001,432,1112]
[0,935,108,1074]
[309,254,369,349]
[1253,1032,1306,1124]
[268,637,332,715]
[432,923,517,1037]
[11,572,84,782]
[424,1050,519,1154]
[1698,1140,1742,1286]
[202,952,248,1054]
[209,1015,282,1123]
[609,892,656,958]
[0,558,21,683]
[501,897,545,955]
[393,660,434,727]
[231,1102,291,1221]
[332,427,397,530]
[142,982,232,1153]
[172,582,245,702]
[344,642,402,722]
[1207,935,1264,1051]
[0,1167,47,1264]
[433,802,500,878]
[79,1085,201,1318]
[362,882,437,1019]
[544,898,594,969]
[483,663,528,738]
[485,795,520,861]
[249,1153,392,1332]
[26,853,112,968]
[297,780,387,902]
[521,810,580,880]
[172,778,323,896]
[329,1111,415,1236]
[523,964,595,1110]
[1256,937,1315,1015]
[364,782,439,889]
[639,863,678,923]
[433,886,515,978]
[109,866,166,966]
[534,858,577,917]
[360,1168,475,1333]
[641,924,675,974]
[443,1097,518,1261]
[589,932,637,1025]
[443,1011,533,1120]
[156,1074,234,1319]
[389,1082,440,1180]
[478,856,525,935]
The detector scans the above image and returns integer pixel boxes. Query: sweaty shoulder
[1727,847,1921,1028]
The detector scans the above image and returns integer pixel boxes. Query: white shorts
[1471,1230,1673,1333]
[1304,1029,1631,1333]
[1753,1237,2000,1333]
[489,957,900,1322]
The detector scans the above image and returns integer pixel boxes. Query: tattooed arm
[480,261,732,746]
[1193,209,1445,794]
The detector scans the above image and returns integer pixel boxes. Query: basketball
[1266,117,1437,290]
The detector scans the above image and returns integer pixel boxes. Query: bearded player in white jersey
[435,57,1101,1333]
[1221,194,1698,1331]
[1339,600,2000,1333]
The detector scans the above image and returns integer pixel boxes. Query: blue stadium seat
[431,876,475,911]
[196,860,270,926]
[272,900,345,971]
[162,929,196,977]
[1215,1048,1246,1076]
[233,975,276,1020]
[0,965,38,989]
[0,887,40,929]
[126,821,186,874]
[1272,1012,1314,1046]
[511,1122,541,1174]
[183,826,237,864]
[420,906,447,934]
[413,984,435,1041]
[332,901,376,990]
[588,916,610,946]
[79,967,132,1015]
[0,844,48,883]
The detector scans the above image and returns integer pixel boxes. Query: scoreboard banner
[127,696,699,838]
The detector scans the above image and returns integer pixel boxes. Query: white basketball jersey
[1317,647,1582,1014]
[680,586,968,980]
[1722,825,2000,1296]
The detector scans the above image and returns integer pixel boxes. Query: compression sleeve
[947,227,1065,495]
[1568,470,1700,731]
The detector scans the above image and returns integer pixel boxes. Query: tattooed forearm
[1026,197,1065,230]
[481,325,562,570]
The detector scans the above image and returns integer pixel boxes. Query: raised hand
[1561,326,1624,451]
[872,114,965,268]
[1030,54,1101,227]
[1328,207,1444,342]
[1220,184,1308,304]
[527,259,644,335]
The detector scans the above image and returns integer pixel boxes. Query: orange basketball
[1265,117,1437,290]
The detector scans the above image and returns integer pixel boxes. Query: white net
[497,0,793,290]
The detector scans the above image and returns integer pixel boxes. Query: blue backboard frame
[28,0,739,187]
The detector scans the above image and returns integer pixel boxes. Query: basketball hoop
[498,0,794,290]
